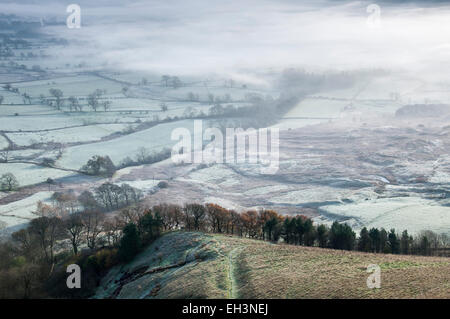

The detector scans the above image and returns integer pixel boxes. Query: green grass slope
[95,231,450,299]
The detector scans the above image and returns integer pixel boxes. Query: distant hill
[95,231,450,299]
[395,104,450,118]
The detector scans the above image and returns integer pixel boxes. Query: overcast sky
[2,0,450,77]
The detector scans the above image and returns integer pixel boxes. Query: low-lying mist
[2,0,450,81]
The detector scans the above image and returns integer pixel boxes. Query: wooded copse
[155,202,449,256]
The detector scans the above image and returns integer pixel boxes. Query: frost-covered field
[116,180,160,195]
[318,197,450,235]
[16,75,123,97]
[0,135,8,149]
[272,118,328,130]
[283,98,348,119]
[0,191,53,230]
[244,185,290,196]
[0,54,269,206]
[181,164,242,188]
[140,115,450,236]
[57,119,209,169]
[0,104,56,116]
[0,114,86,131]
[7,123,132,146]
[0,163,75,187]
[131,82,275,102]
[270,186,360,205]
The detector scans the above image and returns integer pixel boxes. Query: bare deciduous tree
[49,88,64,110]
[87,89,104,112]
[103,217,122,246]
[82,210,105,250]
[67,96,80,112]
[64,213,84,255]
[29,216,64,265]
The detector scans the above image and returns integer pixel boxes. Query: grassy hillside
[95,231,450,299]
